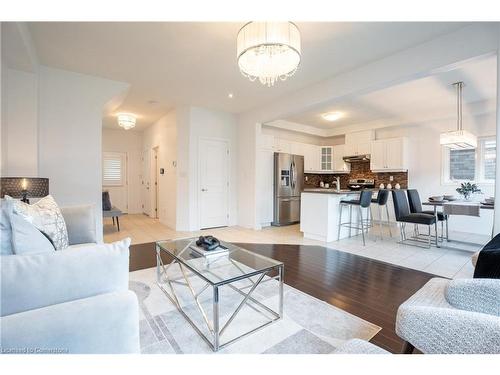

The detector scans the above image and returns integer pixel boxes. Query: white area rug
[129,266,381,354]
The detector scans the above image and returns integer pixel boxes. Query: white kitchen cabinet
[274,138,291,153]
[319,146,333,172]
[332,145,350,173]
[290,141,305,156]
[303,144,320,172]
[344,142,371,156]
[260,134,275,151]
[370,137,408,172]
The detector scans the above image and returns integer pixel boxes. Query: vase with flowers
[456,182,482,201]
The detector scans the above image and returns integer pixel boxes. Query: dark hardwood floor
[129,242,436,353]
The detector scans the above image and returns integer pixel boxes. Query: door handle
[201,188,207,192]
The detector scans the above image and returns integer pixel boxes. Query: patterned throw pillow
[8,195,69,250]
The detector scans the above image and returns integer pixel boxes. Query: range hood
[440,82,477,150]
[343,154,370,163]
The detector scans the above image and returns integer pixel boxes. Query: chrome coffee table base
[156,244,284,352]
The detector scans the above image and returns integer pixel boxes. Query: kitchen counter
[303,188,359,194]
[300,190,363,242]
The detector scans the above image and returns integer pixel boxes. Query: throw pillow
[0,199,14,255]
[10,211,55,255]
[7,195,69,250]
[473,232,500,279]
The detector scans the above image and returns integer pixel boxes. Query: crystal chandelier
[117,113,137,130]
[237,22,301,87]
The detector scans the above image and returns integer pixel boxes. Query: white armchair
[395,278,500,354]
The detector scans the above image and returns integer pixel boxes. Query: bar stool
[407,189,448,242]
[370,189,392,239]
[337,190,372,246]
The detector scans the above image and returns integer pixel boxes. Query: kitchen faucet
[333,177,340,192]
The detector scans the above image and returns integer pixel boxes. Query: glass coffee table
[155,238,284,351]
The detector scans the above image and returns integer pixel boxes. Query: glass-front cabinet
[320,146,333,171]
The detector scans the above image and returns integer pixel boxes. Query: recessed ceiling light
[228,93,234,99]
[321,112,343,122]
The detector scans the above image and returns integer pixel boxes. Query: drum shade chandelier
[237,22,301,87]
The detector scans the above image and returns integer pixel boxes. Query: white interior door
[142,149,152,216]
[102,152,128,213]
[199,138,229,229]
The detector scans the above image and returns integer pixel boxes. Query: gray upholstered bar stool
[370,189,392,239]
[337,190,373,246]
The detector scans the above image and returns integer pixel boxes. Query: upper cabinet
[274,138,291,153]
[303,144,320,172]
[370,137,408,172]
[344,130,374,156]
[319,146,333,172]
[332,145,350,173]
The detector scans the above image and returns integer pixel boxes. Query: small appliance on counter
[347,178,375,191]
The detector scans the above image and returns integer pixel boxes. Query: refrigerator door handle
[290,162,294,190]
[292,160,297,191]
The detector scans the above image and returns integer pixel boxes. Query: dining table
[422,200,494,242]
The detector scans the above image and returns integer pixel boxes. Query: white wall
[175,106,238,231]
[102,128,143,214]
[375,113,495,235]
[38,66,128,242]
[189,106,238,230]
[143,110,177,229]
[2,68,38,176]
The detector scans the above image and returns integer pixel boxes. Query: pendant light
[440,82,477,149]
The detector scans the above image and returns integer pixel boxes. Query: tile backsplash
[304,160,408,189]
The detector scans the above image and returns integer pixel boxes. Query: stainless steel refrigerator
[272,153,304,226]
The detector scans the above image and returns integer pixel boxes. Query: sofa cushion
[1,238,131,316]
[0,198,14,255]
[7,195,69,250]
[10,211,55,255]
[60,205,96,245]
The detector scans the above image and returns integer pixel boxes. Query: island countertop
[302,188,360,194]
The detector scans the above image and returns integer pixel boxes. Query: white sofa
[0,205,140,354]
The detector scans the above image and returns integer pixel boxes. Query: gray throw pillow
[7,195,69,250]
[10,211,55,255]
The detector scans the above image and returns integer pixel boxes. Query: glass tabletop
[156,238,283,286]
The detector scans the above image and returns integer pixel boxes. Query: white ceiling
[285,55,497,131]
[26,22,469,131]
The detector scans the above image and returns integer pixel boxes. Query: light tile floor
[104,214,487,279]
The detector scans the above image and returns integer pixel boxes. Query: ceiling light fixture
[228,93,234,99]
[117,113,137,130]
[322,112,343,122]
[237,22,301,87]
[440,82,477,149]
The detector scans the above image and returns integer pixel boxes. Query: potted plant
[456,182,482,201]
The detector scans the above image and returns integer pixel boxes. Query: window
[480,138,496,181]
[443,136,496,184]
[103,152,126,186]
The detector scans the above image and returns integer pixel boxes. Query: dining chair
[392,190,438,248]
[407,189,448,242]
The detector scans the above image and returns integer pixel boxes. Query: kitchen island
[300,189,363,242]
